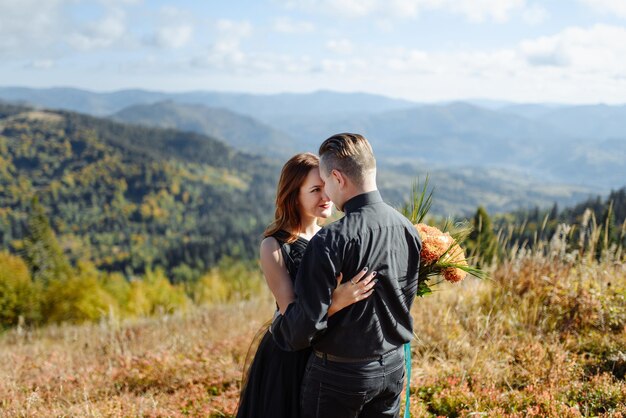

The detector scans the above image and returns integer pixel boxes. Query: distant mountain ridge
[112,101,297,158]
[0,87,417,118]
[268,101,625,187]
[1,86,625,189]
[536,104,626,140]
[0,87,167,116]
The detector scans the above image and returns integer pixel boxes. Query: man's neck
[339,186,377,212]
[344,181,378,203]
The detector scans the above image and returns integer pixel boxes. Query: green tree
[0,252,41,327]
[468,206,498,265]
[100,271,132,317]
[126,268,189,317]
[41,274,116,324]
[21,197,72,284]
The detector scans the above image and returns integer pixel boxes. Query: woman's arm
[260,237,377,316]
[328,269,377,317]
[259,237,295,314]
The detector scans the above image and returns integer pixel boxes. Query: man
[271,133,422,417]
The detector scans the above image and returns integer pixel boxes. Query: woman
[236,153,376,418]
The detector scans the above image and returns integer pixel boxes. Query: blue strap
[404,343,411,418]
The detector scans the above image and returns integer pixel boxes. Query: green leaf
[416,280,433,297]
[401,175,434,224]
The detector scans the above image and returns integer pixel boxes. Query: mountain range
[0,87,415,118]
[0,96,618,276]
[1,87,624,191]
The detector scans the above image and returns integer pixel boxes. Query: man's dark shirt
[271,190,422,357]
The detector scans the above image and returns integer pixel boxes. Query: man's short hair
[318,133,376,187]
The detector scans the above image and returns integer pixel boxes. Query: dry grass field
[1,249,625,417]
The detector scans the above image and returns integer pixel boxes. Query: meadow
[1,232,625,417]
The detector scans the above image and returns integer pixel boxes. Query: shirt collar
[342,190,383,214]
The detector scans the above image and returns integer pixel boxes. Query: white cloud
[274,0,409,18]
[519,24,626,73]
[273,17,315,33]
[326,38,353,54]
[0,0,68,55]
[191,20,255,72]
[378,24,626,79]
[385,0,422,17]
[386,48,431,72]
[275,0,544,23]
[195,21,626,84]
[145,6,195,49]
[304,0,379,18]
[375,19,396,32]
[109,0,142,4]
[158,5,192,20]
[191,48,317,75]
[449,0,526,23]
[382,46,523,81]
[216,19,253,40]
[190,16,318,75]
[283,56,316,73]
[152,24,193,49]
[579,0,626,19]
[27,60,55,69]
[522,4,548,25]
[520,36,570,67]
[318,58,368,74]
[362,24,626,103]
[67,8,128,51]
[0,1,142,57]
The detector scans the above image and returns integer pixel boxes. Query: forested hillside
[0,103,278,281]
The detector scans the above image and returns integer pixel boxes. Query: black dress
[236,230,311,418]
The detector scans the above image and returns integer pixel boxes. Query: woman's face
[298,167,333,219]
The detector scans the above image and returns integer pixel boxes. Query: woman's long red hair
[264,153,320,243]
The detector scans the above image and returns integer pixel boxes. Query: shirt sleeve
[271,232,339,351]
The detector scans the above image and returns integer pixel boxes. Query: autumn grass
[1,254,625,417]
[0,294,274,417]
[407,254,626,417]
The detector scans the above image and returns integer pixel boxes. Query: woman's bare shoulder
[260,236,280,257]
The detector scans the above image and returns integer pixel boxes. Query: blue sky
[2,0,626,103]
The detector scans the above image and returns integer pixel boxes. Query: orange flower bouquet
[402,178,486,296]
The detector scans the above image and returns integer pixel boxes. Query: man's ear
[331,169,344,187]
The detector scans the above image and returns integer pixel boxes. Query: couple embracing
[237,133,422,418]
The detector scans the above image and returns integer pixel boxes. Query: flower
[443,265,467,283]
[414,223,468,284]
[401,176,487,296]
[415,223,455,265]
[441,242,469,283]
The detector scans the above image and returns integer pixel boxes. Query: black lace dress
[236,230,311,418]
